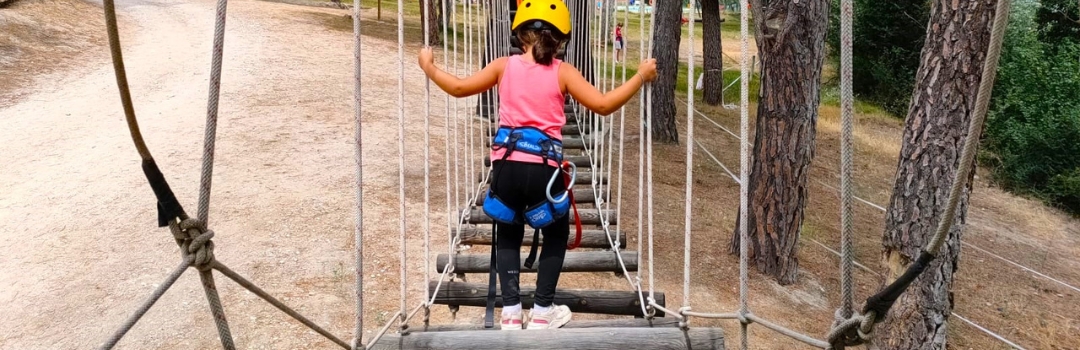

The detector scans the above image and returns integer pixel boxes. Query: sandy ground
[1,0,451,348]
[2,0,1079,349]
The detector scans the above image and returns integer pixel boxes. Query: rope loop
[826,309,871,348]
[177,218,216,270]
[677,306,692,329]
[736,312,749,325]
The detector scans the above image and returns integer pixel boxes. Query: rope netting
[96,0,1021,349]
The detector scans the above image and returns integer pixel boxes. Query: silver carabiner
[546,161,577,204]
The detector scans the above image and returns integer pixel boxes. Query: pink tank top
[491,55,566,167]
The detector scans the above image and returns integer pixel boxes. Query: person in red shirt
[613,22,625,63]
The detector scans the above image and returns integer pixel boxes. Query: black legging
[491,160,569,308]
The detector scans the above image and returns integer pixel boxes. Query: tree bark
[701,0,724,105]
[648,0,683,144]
[420,0,443,46]
[728,0,829,285]
[873,0,998,349]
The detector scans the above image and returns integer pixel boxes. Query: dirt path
[0,0,451,348]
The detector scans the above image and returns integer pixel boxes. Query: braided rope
[926,0,1010,256]
[738,1,751,349]
[100,256,193,350]
[837,0,856,322]
[421,0,433,325]
[351,0,364,346]
[682,0,699,325]
[395,0,408,325]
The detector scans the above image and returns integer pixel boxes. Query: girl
[613,22,625,63]
[418,0,656,330]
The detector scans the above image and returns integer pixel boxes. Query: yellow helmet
[511,0,572,36]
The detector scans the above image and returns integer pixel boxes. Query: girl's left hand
[418,47,434,73]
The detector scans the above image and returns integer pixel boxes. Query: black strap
[485,222,498,329]
[862,250,935,322]
[523,228,541,269]
[141,159,184,227]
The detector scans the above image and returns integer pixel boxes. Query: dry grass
[0,0,107,107]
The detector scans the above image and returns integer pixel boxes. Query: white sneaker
[526,305,572,330]
[500,309,524,330]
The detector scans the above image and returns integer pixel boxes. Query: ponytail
[515,24,567,66]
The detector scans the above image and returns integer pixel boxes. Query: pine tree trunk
[421,0,443,46]
[728,0,829,285]
[649,0,683,144]
[874,0,998,348]
[701,0,723,105]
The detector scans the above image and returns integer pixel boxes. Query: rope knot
[736,312,749,325]
[177,218,216,270]
[826,309,873,348]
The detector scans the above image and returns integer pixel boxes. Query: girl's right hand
[418,47,434,73]
[638,59,658,82]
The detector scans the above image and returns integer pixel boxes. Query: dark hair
[514,22,567,66]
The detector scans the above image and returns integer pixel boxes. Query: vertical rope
[396,0,408,326]
[645,0,657,305]
[635,0,646,295]
[422,0,433,321]
[351,0,364,346]
[738,1,751,349]
[451,0,461,219]
[196,1,235,347]
[925,0,1011,256]
[442,0,455,269]
[197,0,230,226]
[682,0,697,320]
[837,0,855,321]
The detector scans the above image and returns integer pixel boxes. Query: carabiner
[546,161,577,204]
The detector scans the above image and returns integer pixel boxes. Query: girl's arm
[419,47,506,98]
[561,59,657,115]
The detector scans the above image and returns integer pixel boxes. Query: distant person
[613,22,625,63]
[418,0,657,331]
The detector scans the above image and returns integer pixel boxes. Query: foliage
[986,0,1080,215]
[827,0,931,116]
[1035,0,1080,47]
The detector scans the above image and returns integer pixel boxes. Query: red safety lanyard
[562,161,583,250]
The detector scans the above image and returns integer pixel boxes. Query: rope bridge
[96,0,1012,349]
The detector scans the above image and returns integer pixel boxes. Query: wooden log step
[435,251,637,274]
[484,155,591,168]
[426,281,662,317]
[370,327,725,350]
[474,186,595,205]
[413,318,681,332]
[455,226,625,249]
[467,207,617,225]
